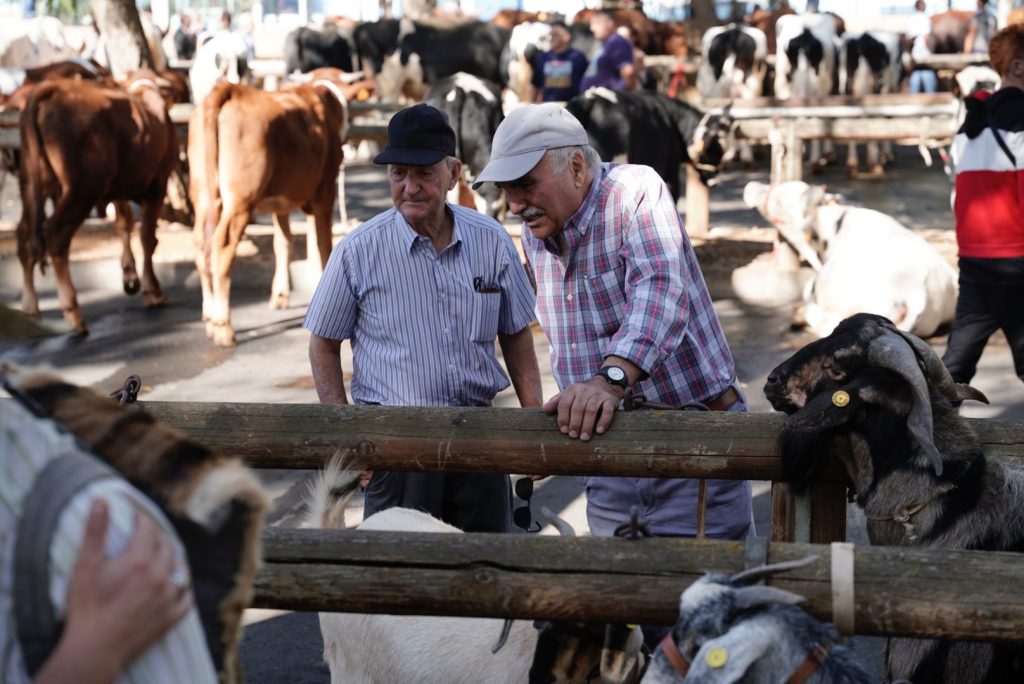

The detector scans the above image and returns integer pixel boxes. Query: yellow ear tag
[705,646,728,669]
[832,390,850,407]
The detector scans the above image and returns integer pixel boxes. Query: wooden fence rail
[256,528,1024,643]
[142,402,1024,474]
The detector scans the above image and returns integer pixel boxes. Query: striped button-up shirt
[1,399,217,684]
[305,204,537,406]
[522,163,752,539]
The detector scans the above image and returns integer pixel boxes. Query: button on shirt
[522,163,752,539]
[304,204,537,406]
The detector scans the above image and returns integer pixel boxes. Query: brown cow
[189,67,357,347]
[17,72,177,333]
[491,9,554,30]
[932,10,974,54]
[748,6,795,54]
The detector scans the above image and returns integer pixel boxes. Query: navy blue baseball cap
[373,103,457,166]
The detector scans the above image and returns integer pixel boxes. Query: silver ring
[169,568,191,591]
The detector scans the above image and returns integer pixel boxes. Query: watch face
[606,366,626,382]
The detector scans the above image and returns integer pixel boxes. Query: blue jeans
[909,69,937,94]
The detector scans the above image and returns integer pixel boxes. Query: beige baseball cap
[473,103,589,190]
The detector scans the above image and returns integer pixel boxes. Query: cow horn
[890,327,989,405]
[866,330,945,476]
[729,555,819,585]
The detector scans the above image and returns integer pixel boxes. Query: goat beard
[777,423,844,494]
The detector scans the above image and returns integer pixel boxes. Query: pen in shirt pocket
[473,276,501,293]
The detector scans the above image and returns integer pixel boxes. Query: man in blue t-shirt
[579,10,635,92]
[531,21,589,102]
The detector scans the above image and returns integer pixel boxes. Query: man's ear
[572,151,586,187]
[448,158,462,190]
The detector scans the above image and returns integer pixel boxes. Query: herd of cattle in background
[0,5,997,347]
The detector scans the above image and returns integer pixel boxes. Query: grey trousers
[362,471,513,533]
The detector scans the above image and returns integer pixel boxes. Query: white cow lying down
[306,457,644,684]
[744,181,958,338]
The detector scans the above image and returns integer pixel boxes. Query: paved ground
[2,146,1020,681]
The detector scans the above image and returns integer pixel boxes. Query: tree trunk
[89,0,154,79]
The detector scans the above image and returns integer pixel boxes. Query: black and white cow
[566,87,734,198]
[839,30,901,174]
[774,13,838,170]
[697,23,768,165]
[357,18,511,102]
[425,72,505,218]
[283,25,354,75]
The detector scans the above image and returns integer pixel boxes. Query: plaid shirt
[523,163,751,539]
[523,162,736,405]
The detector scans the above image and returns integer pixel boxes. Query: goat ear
[781,378,868,434]
[731,586,807,611]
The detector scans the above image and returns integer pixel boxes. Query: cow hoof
[846,165,858,178]
[71,321,89,337]
[213,329,237,348]
[144,292,167,307]
[269,293,289,310]
[124,278,141,296]
[869,164,885,177]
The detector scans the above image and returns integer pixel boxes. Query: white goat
[307,457,644,684]
[744,180,957,338]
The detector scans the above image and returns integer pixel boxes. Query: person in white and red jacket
[944,24,1024,385]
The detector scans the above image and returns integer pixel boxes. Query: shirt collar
[564,163,607,237]
[394,205,462,253]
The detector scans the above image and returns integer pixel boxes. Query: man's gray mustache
[520,209,544,221]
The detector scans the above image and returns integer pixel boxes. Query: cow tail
[202,84,233,242]
[19,85,53,275]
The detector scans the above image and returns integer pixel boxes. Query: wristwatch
[595,365,629,391]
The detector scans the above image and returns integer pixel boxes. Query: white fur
[184,462,269,528]
[745,181,957,338]
[309,462,539,684]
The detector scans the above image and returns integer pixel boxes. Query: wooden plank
[255,528,1024,642]
[348,122,389,142]
[140,402,1024,473]
[737,116,956,144]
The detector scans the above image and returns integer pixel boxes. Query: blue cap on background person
[373,103,457,166]
[473,103,589,189]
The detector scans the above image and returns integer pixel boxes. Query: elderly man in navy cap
[475,103,752,549]
[304,104,542,532]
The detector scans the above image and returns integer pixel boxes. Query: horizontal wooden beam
[735,116,956,143]
[141,402,1024,475]
[256,528,1024,642]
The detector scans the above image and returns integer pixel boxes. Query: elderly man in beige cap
[475,103,752,548]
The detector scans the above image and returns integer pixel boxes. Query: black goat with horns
[764,313,1024,683]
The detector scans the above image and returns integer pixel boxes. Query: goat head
[763,314,987,489]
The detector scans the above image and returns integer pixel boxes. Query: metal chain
[108,375,142,405]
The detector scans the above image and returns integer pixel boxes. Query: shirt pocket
[582,268,627,338]
[471,292,501,342]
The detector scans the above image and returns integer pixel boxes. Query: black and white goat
[764,313,1024,683]
[642,558,870,683]
[307,456,645,684]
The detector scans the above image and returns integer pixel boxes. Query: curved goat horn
[866,331,944,477]
[729,554,820,584]
[541,506,576,537]
[892,329,989,405]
